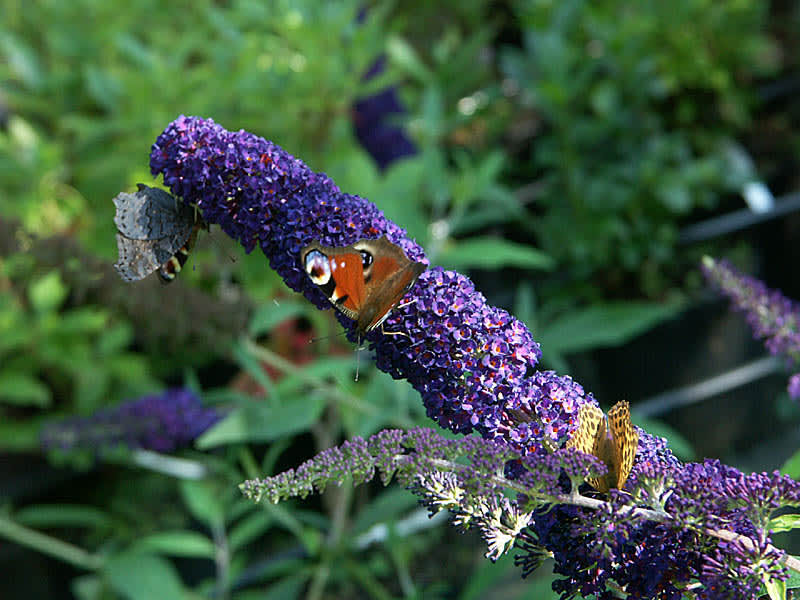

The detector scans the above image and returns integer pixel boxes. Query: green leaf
[769,514,800,534]
[0,371,51,406]
[15,505,111,529]
[764,573,786,600]
[248,300,306,337]
[196,396,325,448]
[104,551,185,600]
[351,488,419,536]
[439,237,554,271]
[387,35,432,83]
[28,270,68,313]
[785,565,800,590]
[631,418,695,461]
[0,419,43,450]
[782,448,800,479]
[261,572,310,600]
[0,33,44,90]
[97,322,134,356]
[132,531,215,559]
[229,511,274,551]
[232,340,276,400]
[71,574,102,600]
[179,480,224,527]
[58,308,108,334]
[538,300,684,355]
[459,552,559,600]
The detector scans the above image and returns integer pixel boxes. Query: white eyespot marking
[305,250,331,285]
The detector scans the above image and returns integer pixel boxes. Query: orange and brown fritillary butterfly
[566,400,639,493]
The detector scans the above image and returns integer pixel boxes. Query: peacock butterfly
[113,184,203,283]
[301,236,426,335]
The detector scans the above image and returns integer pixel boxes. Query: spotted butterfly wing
[567,402,606,490]
[301,236,425,334]
[112,184,200,283]
[566,400,638,493]
[607,400,639,490]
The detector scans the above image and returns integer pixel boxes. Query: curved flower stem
[0,515,103,571]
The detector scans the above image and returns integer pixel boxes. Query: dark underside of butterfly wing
[157,223,201,283]
[113,185,194,241]
[114,234,177,281]
[359,258,425,331]
[112,185,196,281]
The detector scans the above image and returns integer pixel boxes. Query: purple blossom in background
[702,256,800,361]
[789,373,800,400]
[702,256,800,397]
[151,117,800,596]
[352,58,417,170]
[41,388,220,454]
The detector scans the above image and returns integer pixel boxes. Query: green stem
[238,447,260,481]
[0,515,103,570]
[211,520,230,600]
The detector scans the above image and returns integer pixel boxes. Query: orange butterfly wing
[566,400,638,493]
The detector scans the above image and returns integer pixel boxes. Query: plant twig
[0,515,103,571]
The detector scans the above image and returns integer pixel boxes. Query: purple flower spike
[702,256,800,398]
[41,388,220,454]
[150,117,551,440]
[702,257,800,364]
[150,116,425,297]
[789,373,800,400]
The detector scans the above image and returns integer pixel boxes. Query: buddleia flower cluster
[702,256,800,399]
[41,388,220,454]
[241,428,800,599]
[150,116,800,597]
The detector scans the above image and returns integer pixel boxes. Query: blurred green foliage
[0,0,794,597]
[500,0,779,299]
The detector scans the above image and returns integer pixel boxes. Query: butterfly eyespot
[304,250,331,285]
[359,249,373,269]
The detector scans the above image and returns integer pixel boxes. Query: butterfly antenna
[309,329,349,345]
[354,334,363,382]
